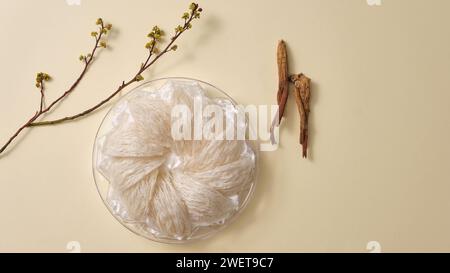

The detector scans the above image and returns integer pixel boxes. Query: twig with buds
[0,3,202,156]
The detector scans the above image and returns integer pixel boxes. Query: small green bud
[145,42,152,49]
[91,31,98,37]
[170,45,178,51]
[135,75,144,82]
[35,72,51,87]
[96,18,103,25]
[182,12,190,20]
[175,25,184,33]
[105,23,112,30]
[148,25,165,40]
[189,3,197,11]
[101,28,108,34]
[100,41,107,48]
[79,55,85,61]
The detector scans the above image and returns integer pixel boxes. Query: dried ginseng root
[270,40,289,144]
[290,73,311,158]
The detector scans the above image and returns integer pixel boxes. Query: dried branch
[269,39,313,158]
[276,40,289,124]
[290,73,311,158]
[270,40,289,144]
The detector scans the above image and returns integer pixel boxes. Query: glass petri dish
[92,77,258,244]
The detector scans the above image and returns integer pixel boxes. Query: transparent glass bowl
[92,77,258,244]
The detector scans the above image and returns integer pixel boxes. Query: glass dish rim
[91,76,259,244]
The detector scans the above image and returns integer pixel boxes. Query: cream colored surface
[1,0,450,252]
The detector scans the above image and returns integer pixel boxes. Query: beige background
[0,0,449,252]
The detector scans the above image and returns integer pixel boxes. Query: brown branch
[268,39,313,158]
[30,5,201,127]
[0,112,39,154]
[41,26,104,115]
[39,82,45,112]
[270,40,289,144]
[290,73,311,158]
[29,80,134,126]
[0,21,107,155]
[0,4,202,156]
